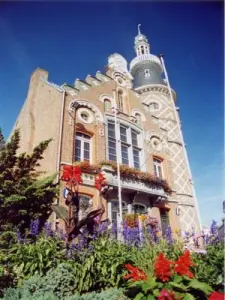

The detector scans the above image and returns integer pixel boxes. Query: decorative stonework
[69,99,104,122]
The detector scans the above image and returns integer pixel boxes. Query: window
[78,195,92,220]
[141,46,144,54]
[150,102,159,111]
[81,112,88,121]
[133,204,147,214]
[160,209,170,236]
[107,120,142,169]
[111,201,128,224]
[104,99,111,112]
[75,132,91,162]
[153,158,163,179]
[144,69,150,77]
[118,90,124,111]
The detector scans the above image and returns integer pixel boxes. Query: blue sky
[0,2,223,227]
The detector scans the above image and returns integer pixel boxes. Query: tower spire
[138,24,141,35]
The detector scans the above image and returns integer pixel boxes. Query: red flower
[95,173,107,191]
[209,292,225,300]
[154,253,173,282]
[124,264,147,282]
[174,250,194,278]
[158,289,176,300]
[61,165,83,184]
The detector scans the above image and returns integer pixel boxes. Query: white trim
[75,133,92,164]
[69,99,104,122]
[131,109,146,122]
[77,107,94,124]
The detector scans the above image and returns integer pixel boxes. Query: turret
[130,25,165,89]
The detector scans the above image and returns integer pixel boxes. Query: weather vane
[138,24,141,35]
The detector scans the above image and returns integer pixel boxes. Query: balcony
[62,161,171,200]
[100,163,170,199]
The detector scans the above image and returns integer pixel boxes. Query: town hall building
[11,26,201,234]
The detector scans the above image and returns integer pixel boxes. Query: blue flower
[30,219,40,236]
[210,220,217,235]
[44,222,52,237]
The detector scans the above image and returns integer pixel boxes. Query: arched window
[141,46,144,55]
[74,132,91,162]
[118,90,124,111]
[133,203,147,214]
[104,99,112,112]
[144,69,150,77]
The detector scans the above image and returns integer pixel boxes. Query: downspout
[159,54,202,233]
[56,88,66,183]
[52,87,65,230]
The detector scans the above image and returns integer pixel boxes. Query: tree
[0,129,58,233]
[0,128,5,152]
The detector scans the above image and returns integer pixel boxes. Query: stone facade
[11,29,201,234]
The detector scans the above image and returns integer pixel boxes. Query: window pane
[133,149,140,169]
[120,126,127,142]
[84,150,90,161]
[158,165,162,179]
[121,145,129,165]
[109,140,116,161]
[84,142,90,151]
[108,122,115,139]
[75,139,81,161]
[154,164,157,176]
[131,130,138,146]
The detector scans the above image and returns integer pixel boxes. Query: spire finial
[138,24,141,35]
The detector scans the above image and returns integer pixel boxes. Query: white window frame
[75,133,92,163]
[153,157,163,179]
[106,118,144,170]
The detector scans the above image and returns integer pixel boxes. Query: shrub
[7,236,66,282]
[192,242,224,292]
[66,288,128,300]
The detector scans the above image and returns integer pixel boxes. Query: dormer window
[144,69,150,77]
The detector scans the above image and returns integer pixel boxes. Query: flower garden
[0,130,224,300]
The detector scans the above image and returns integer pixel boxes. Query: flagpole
[113,90,123,239]
[159,54,202,233]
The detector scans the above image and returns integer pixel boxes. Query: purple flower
[44,222,53,237]
[17,231,23,244]
[210,220,217,235]
[165,225,173,244]
[30,219,40,236]
[123,225,140,246]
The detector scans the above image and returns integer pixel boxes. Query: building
[11,25,201,234]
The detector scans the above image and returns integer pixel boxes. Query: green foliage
[7,236,66,282]
[192,242,225,292]
[0,128,5,152]
[129,238,183,276]
[124,252,214,300]
[69,236,134,293]
[0,129,58,233]
[67,288,128,300]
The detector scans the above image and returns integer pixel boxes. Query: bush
[6,235,66,285]
[192,242,224,292]
[67,288,128,300]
